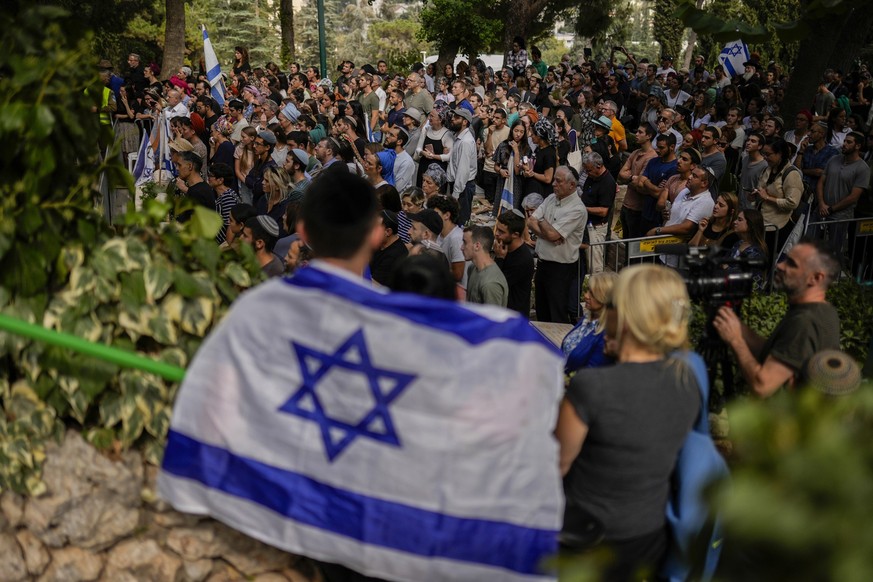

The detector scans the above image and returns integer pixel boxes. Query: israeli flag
[496,152,516,216]
[133,130,153,186]
[718,40,750,79]
[159,261,564,581]
[202,24,226,107]
[158,111,175,177]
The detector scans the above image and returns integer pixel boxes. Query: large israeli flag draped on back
[718,40,750,79]
[202,24,226,107]
[158,261,565,581]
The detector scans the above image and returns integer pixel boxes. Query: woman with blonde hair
[556,265,701,581]
[257,166,292,234]
[561,271,619,373]
[689,191,740,249]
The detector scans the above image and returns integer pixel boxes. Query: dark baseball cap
[408,208,443,236]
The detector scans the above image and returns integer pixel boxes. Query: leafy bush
[0,3,263,494]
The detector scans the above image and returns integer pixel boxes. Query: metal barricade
[805,216,873,283]
[588,234,686,273]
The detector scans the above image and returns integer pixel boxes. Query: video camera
[682,245,767,304]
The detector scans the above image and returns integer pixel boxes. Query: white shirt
[447,127,477,197]
[375,86,387,113]
[532,193,588,264]
[165,101,190,121]
[437,226,469,289]
[662,188,715,267]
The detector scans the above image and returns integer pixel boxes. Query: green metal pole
[317,0,327,84]
[0,314,186,383]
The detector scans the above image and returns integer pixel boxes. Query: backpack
[661,351,729,582]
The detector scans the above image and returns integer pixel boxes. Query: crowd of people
[93,39,865,582]
[98,42,871,327]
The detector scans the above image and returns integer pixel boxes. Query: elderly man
[714,239,841,396]
[580,152,617,274]
[527,166,588,323]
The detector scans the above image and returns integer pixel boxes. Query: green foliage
[418,0,503,58]
[712,385,873,581]
[366,19,431,73]
[571,0,633,54]
[0,3,264,495]
[653,0,684,59]
[675,0,866,44]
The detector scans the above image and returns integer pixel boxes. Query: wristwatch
[656,227,662,235]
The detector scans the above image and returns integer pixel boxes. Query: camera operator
[713,238,841,397]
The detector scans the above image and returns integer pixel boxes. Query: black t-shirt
[760,302,841,384]
[580,171,617,226]
[564,360,700,540]
[178,181,214,223]
[495,244,534,316]
[524,145,557,197]
[370,238,409,285]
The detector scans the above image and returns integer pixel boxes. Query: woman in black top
[522,118,557,198]
[556,265,700,582]
[232,46,251,77]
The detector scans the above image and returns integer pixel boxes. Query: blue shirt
[377,150,397,186]
[801,143,839,190]
[641,157,679,223]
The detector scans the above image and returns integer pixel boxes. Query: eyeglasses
[657,116,670,123]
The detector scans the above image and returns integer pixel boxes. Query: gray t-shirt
[740,157,767,209]
[564,360,700,540]
[465,263,508,307]
[822,156,870,219]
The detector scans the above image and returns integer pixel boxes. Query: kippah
[256,215,280,238]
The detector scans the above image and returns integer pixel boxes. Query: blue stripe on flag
[163,430,558,575]
[282,267,559,352]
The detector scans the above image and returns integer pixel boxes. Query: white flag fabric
[202,25,226,107]
[133,130,153,187]
[718,40,750,79]
[159,261,565,581]
[157,111,175,178]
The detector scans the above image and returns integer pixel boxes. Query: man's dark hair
[288,131,310,148]
[497,210,526,236]
[293,72,308,86]
[301,171,379,259]
[230,203,258,224]
[175,116,193,129]
[387,254,455,300]
[428,194,459,224]
[391,88,405,101]
[244,216,278,252]
[229,99,244,112]
[203,97,220,114]
[394,128,409,147]
[847,130,865,145]
[468,225,494,250]
[180,151,203,172]
[209,162,234,185]
[640,123,656,138]
[656,132,677,147]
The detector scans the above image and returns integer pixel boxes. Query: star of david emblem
[726,43,744,58]
[279,329,416,462]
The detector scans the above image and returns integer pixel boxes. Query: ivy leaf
[191,238,220,274]
[144,261,174,304]
[223,261,252,288]
[188,206,223,240]
[180,297,214,337]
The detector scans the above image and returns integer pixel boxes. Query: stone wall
[0,431,320,582]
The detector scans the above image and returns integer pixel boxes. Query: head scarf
[533,118,558,147]
[432,99,452,127]
[213,115,234,137]
[424,163,448,189]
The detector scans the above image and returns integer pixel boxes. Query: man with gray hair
[653,107,683,152]
[601,99,627,151]
[527,166,588,323]
[580,152,617,273]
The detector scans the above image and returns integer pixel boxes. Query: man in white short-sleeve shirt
[649,166,716,267]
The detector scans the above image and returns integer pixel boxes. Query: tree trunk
[780,1,873,123]
[161,0,186,80]
[435,42,460,84]
[501,0,548,68]
[280,0,295,65]
[681,0,705,70]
